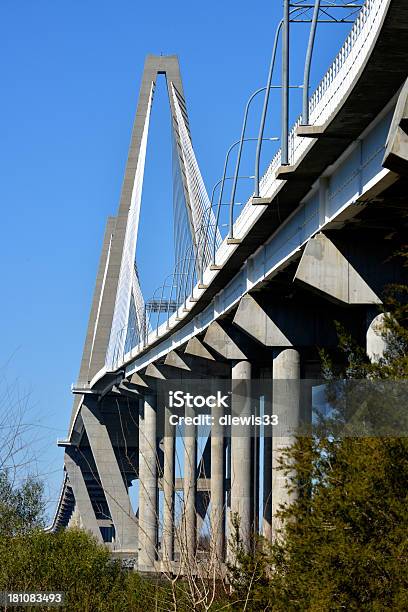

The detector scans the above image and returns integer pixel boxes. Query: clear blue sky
[0,0,355,519]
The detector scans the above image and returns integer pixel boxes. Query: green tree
[0,470,45,536]
[229,260,408,611]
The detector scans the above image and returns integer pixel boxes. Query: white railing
[105,84,154,368]
[258,0,388,198]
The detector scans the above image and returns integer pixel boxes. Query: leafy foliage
[0,528,185,612]
[0,470,45,537]
[229,256,408,611]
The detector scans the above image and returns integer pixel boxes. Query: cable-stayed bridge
[49,0,408,572]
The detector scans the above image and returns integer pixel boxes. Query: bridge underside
[50,0,408,574]
[55,166,408,569]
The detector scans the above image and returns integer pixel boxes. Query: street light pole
[281,0,290,166]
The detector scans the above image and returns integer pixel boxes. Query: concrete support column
[272,348,300,540]
[210,400,225,564]
[262,395,273,542]
[81,401,137,551]
[230,359,252,551]
[138,394,158,569]
[162,405,175,564]
[183,403,196,563]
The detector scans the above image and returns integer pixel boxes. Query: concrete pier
[183,403,197,563]
[138,394,158,569]
[262,399,273,542]
[211,399,225,563]
[272,348,300,540]
[81,401,137,551]
[230,359,252,551]
[162,405,175,563]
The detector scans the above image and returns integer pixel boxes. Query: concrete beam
[185,337,215,361]
[113,381,142,400]
[294,233,381,305]
[144,363,166,380]
[129,372,149,388]
[233,293,346,348]
[233,295,292,347]
[383,77,408,174]
[158,477,210,492]
[144,362,192,381]
[164,350,191,371]
[203,321,247,360]
[180,344,230,378]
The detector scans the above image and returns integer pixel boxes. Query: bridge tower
[58,55,217,561]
